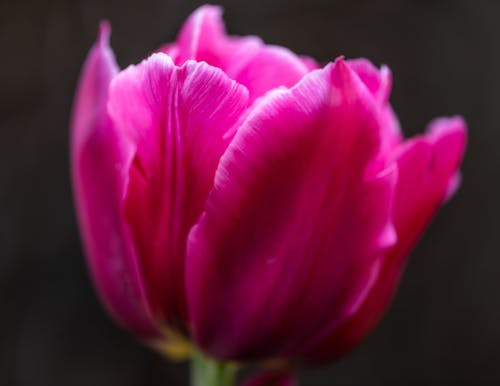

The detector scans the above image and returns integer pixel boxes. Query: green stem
[191,350,237,386]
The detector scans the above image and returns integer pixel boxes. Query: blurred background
[0,0,498,385]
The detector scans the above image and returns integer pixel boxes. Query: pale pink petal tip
[98,20,111,45]
[445,172,462,202]
[334,55,346,64]
[427,115,467,139]
[195,3,223,16]
[426,115,467,202]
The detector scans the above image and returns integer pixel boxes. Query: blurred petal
[162,5,309,101]
[71,23,160,338]
[187,58,396,359]
[300,55,320,71]
[302,116,467,363]
[242,371,297,386]
[347,59,391,104]
[108,53,249,326]
[348,58,402,151]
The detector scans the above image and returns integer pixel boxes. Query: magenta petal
[393,117,467,232]
[347,59,400,138]
[71,24,160,339]
[226,44,310,102]
[186,59,397,359]
[175,5,226,64]
[166,5,309,101]
[302,116,467,363]
[241,371,297,386]
[108,54,249,326]
[347,58,391,104]
[348,58,402,151]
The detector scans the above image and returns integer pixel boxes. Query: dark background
[0,0,498,385]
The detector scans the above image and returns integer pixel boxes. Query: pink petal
[302,116,467,363]
[163,5,309,102]
[186,58,397,359]
[175,5,226,65]
[347,59,391,104]
[108,53,249,327]
[300,55,320,71]
[71,23,160,339]
[348,58,402,152]
[241,371,297,386]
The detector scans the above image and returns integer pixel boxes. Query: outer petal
[162,5,310,102]
[186,58,397,359]
[242,371,297,386]
[302,117,467,363]
[347,59,391,105]
[71,24,160,338]
[348,58,402,152]
[108,54,249,327]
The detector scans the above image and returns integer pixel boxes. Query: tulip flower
[71,5,467,385]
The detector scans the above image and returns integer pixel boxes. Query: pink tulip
[71,3,466,380]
